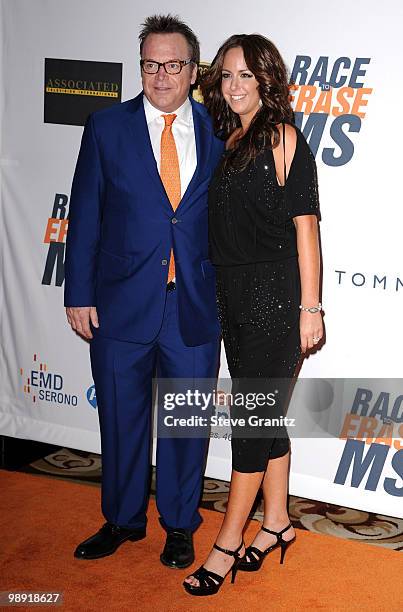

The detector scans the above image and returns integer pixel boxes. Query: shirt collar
[143,95,193,126]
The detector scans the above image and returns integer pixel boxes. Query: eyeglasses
[140,59,194,75]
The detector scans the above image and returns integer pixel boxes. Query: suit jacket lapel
[177,97,212,212]
[125,94,172,214]
[125,93,212,214]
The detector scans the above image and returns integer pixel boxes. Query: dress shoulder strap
[281,122,287,236]
[282,122,286,185]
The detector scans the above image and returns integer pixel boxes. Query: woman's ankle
[262,515,292,530]
[215,530,244,549]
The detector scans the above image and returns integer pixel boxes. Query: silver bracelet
[299,303,322,313]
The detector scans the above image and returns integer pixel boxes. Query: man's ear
[190,63,198,86]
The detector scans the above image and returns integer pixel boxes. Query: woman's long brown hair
[201,34,293,170]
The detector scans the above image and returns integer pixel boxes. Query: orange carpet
[0,470,401,611]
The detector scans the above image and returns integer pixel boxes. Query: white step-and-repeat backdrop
[1,0,402,517]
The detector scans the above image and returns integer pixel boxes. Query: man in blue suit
[64,14,223,568]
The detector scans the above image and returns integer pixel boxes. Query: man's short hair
[139,14,200,64]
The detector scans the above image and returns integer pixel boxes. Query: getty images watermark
[156,379,296,439]
[163,387,295,430]
[155,378,403,441]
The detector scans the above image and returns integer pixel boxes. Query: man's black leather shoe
[74,522,146,560]
[160,528,194,569]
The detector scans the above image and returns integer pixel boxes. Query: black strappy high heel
[238,523,295,572]
[183,541,244,596]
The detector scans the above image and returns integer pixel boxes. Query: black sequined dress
[208,125,320,472]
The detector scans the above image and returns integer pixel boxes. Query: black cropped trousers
[215,258,301,472]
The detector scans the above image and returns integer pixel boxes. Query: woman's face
[221,46,260,125]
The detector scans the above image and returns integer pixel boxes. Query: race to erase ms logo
[195,56,372,166]
[334,386,403,497]
[290,55,373,166]
[42,193,69,286]
[20,352,78,406]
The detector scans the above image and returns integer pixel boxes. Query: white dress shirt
[143,95,197,198]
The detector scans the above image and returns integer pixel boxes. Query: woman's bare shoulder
[272,123,298,184]
[275,123,297,154]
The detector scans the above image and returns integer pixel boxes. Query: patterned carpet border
[18,447,403,551]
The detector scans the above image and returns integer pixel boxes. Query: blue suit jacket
[64,93,224,346]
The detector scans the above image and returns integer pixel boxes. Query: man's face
[141,33,197,112]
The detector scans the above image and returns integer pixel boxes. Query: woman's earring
[258,98,263,108]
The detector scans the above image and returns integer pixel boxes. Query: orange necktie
[160,113,181,283]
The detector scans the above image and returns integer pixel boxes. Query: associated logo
[87,385,97,409]
[20,353,78,406]
[44,58,122,126]
[334,386,403,497]
[290,56,373,166]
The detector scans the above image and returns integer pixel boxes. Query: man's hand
[66,306,99,340]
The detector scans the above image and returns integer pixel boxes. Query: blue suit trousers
[89,289,219,532]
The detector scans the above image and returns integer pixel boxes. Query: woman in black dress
[184,34,323,596]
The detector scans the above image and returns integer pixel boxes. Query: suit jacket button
[161,259,168,265]
[171,217,178,224]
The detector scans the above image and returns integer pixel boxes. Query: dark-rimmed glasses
[140,59,194,75]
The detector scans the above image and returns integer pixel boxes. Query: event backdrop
[1,0,402,517]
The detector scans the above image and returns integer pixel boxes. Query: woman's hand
[300,310,323,352]
[293,214,322,354]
